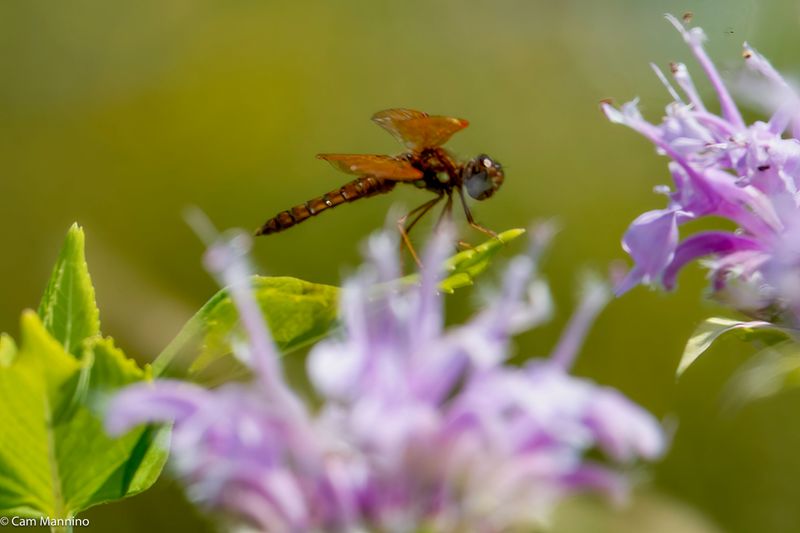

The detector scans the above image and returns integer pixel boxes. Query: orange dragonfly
[255,108,504,264]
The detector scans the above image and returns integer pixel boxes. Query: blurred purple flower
[604,15,800,326]
[106,227,664,532]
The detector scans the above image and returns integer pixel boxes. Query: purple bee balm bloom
[604,15,800,326]
[106,225,664,532]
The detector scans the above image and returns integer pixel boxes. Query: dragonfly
[255,108,504,264]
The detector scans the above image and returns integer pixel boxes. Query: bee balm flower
[604,15,800,326]
[106,228,664,532]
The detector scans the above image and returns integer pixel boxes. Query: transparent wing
[371,108,469,149]
[317,153,423,181]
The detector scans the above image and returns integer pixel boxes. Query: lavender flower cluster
[604,15,800,327]
[106,227,664,532]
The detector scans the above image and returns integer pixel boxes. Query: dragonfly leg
[434,192,454,231]
[397,195,443,267]
[457,188,498,239]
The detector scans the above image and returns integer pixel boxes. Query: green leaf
[152,229,526,377]
[0,333,16,367]
[37,224,100,356]
[677,317,792,378]
[402,228,526,293]
[152,276,340,377]
[0,313,167,520]
[722,340,800,410]
[442,228,526,292]
[1,224,168,521]
[81,338,167,506]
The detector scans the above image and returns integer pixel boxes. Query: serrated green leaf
[81,338,167,506]
[37,223,100,356]
[677,317,792,378]
[722,340,800,410]
[152,276,339,377]
[0,314,167,520]
[1,224,168,521]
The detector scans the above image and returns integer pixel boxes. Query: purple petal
[665,14,745,129]
[617,209,679,293]
[105,380,210,435]
[561,464,628,504]
[584,388,666,462]
[650,63,684,104]
[365,231,401,283]
[662,231,764,289]
[456,256,552,369]
[203,233,289,403]
[411,224,453,350]
[705,169,782,237]
[549,276,610,371]
[669,62,706,112]
[743,42,789,88]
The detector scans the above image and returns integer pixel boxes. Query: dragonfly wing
[372,108,469,149]
[317,153,423,181]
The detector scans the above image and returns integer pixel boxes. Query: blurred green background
[3,0,800,531]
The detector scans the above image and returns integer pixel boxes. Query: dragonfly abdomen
[256,176,396,236]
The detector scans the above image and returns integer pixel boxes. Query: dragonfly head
[463,154,504,200]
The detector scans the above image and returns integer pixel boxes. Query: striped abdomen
[255,176,397,236]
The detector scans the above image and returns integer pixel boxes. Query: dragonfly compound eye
[465,155,504,200]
